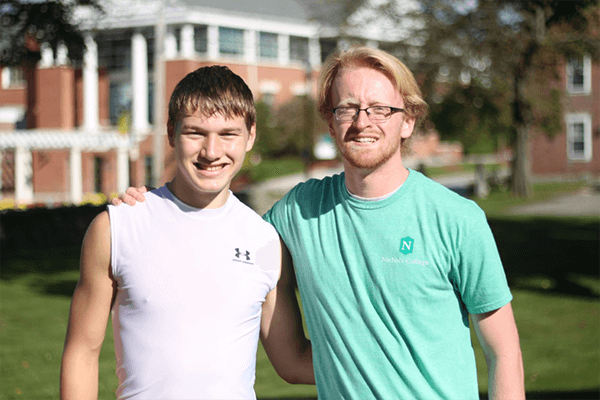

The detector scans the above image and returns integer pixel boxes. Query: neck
[167,179,229,209]
[343,160,409,198]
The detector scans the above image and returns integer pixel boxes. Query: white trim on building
[565,113,593,162]
[567,54,592,95]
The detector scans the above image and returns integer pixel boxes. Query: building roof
[178,0,315,21]
[80,0,322,32]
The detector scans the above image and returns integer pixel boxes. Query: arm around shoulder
[472,302,525,400]
[60,211,116,400]
[260,240,314,385]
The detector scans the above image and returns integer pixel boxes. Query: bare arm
[472,302,525,400]
[260,240,314,384]
[110,186,151,206]
[60,211,116,400]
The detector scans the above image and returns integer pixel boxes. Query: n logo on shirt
[399,237,414,255]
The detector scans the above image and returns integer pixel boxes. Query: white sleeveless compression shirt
[107,186,280,399]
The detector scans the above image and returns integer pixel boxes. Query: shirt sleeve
[451,207,513,315]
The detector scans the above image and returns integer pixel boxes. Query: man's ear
[327,116,336,138]
[167,122,176,147]
[246,124,256,152]
[400,116,416,139]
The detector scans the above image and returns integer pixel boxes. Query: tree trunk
[512,121,532,198]
[511,60,534,198]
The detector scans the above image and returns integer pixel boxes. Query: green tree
[0,0,103,65]
[254,96,328,160]
[429,81,512,155]
[254,101,285,158]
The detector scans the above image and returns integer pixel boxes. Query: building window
[566,113,592,162]
[566,55,591,94]
[97,32,132,72]
[144,155,153,185]
[94,156,104,193]
[110,82,132,126]
[195,25,208,54]
[320,38,337,63]
[259,32,278,60]
[219,27,244,56]
[1,66,25,89]
[290,36,309,64]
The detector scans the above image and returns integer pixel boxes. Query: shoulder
[81,210,111,267]
[107,186,169,219]
[293,174,341,196]
[408,170,484,219]
[87,210,110,236]
[231,194,280,237]
[265,173,342,227]
[275,173,342,209]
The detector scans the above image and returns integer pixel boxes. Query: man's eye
[183,131,204,137]
[370,107,388,114]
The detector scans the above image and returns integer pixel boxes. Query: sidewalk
[508,188,600,217]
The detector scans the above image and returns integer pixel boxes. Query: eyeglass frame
[332,106,405,123]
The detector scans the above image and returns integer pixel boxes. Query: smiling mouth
[194,162,225,171]
[353,137,377,143]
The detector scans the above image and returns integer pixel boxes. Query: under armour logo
[235,248,251,261]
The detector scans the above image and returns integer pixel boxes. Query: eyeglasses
[332,106,405,123]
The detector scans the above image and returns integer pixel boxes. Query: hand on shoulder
[110,186,152,206]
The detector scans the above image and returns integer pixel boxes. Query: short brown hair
[317,47,428,126]
[168,65,256,131]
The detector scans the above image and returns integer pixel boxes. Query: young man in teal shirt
[263,47,524,399]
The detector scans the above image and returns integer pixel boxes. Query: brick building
[530,54,600,178]
[0,0,330,205]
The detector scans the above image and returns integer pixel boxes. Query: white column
[180,24,195,59]
[69,146,82,204]
[83,33,99,132]
[309,37,321,68]
[244,29,257,63]
[207,25,219,61]
[278,34,290,65]
[56,41,69,66]
[117,147,129,195]
[131,32,149,132]
[165,28,177,60]
[14,146,33,204]
[39,43,54,68]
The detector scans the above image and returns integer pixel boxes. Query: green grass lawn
[423,162,503,178]
[1,178,598,399]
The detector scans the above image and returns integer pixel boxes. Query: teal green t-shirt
[263,170,512,399]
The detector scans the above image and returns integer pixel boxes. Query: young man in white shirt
[61,65,313,400]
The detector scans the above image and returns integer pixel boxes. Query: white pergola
[0,130,147,204]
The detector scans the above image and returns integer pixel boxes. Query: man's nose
[353,109,372,130]
[200,135,221,160]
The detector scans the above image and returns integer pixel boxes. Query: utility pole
[152,0,166,187]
